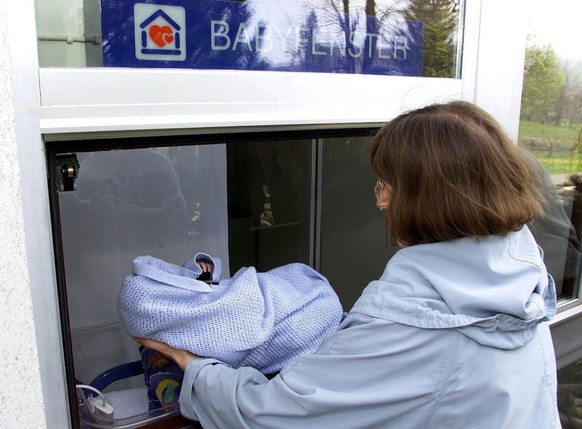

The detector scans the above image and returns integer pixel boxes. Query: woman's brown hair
[369,101,545,245]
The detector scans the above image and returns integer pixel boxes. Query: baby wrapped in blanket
[118,253,344,376]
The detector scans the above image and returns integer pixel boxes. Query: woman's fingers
[135,338,198,371]
[136,338,172,354]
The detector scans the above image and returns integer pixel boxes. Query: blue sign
[101,0,424,76]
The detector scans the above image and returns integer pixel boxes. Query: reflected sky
[243,0,406,65]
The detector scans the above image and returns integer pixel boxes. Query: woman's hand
[136,338,198,371]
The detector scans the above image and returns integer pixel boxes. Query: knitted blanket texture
[118,255,343,374]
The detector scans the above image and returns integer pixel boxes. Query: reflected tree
[521,45,565,124]
[308,0,408,74]
[301,0,459,77]
[402,0,460,77]
[310,0,361,73]
[296,9,335,71]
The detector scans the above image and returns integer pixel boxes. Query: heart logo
[149,25,174,47]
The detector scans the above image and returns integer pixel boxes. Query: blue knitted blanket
[118,254,343,374]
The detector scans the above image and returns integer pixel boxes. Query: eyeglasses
[374,180,390,210]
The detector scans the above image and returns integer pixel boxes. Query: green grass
[519,120,581,140]
[535,155,580,176]
[519,120,582,175]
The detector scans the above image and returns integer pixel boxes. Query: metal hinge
[55,154,80,192]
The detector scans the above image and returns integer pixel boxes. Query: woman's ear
[375,181,391,210]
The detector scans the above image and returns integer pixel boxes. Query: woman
[139,101,560,428]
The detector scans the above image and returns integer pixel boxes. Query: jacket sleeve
[178,312,453,429]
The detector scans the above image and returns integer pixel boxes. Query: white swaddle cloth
[117,253,343,374]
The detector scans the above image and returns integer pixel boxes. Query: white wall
[0,1,69,428]
[0,2,45,428]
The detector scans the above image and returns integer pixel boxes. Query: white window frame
[40,69,463,139]
[38,1,485,140]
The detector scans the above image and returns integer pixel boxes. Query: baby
[193,256,216,284]
[118,252,344,375]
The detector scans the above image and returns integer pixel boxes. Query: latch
[55,154,80,192]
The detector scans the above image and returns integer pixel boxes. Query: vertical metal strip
[83,0,104,66]
[47,150,80,429]
[455,0,467,80]
[311,138,324,271]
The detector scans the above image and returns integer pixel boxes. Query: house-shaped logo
[134,3,186,61]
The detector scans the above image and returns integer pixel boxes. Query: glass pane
[320,135,398,309]
[56,137,315,424]
[518,0,582,301]
[36,0,91,67]
[56,137,315,380]
[36,0,463,78]
[226,139,313,273]
[58,145,229,388]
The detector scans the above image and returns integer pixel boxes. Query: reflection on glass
[558,358,582,428]
[226,139,313,273]
[35,0,88,67]
[58,138,319,389]
[320,136,397,309]
[36,0,463,78]
[58,146,229,386]
[519,0,582,301]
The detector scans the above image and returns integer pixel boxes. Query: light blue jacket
[179,226,561,428]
